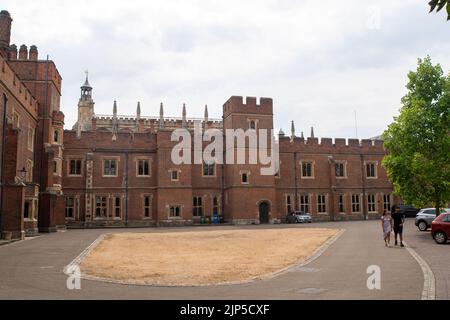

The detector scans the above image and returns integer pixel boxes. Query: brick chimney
[18,44,28,60]
[0,10,12,59]
[29,45,38,60]
[9,44,17,60]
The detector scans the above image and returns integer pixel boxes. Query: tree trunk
[435,190,441,217]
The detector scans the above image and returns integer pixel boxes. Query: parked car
[431,212,450,244]
[286,211,312,224]
[398,204,420,218]
[415,208,450,231]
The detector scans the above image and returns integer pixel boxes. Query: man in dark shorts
[391,205,405,247]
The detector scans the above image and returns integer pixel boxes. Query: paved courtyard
[0,219,445,300]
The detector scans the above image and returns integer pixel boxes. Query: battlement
[279,136,385,153]
[223,96,273,118]
[0,53,39,117]
[7,52,62,92]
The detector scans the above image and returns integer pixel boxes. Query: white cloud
[2,0,449,138]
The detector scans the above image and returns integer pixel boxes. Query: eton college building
[0,10,398,239]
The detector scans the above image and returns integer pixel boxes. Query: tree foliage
[429,0,450,20]
[382,56,450,213]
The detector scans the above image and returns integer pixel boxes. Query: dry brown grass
[80,228,338,286]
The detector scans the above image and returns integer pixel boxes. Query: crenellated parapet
[223,96,273,118]
[0,53,39,119]
[279,136,386,154]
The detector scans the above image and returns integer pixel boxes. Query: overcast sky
[3,0,449,138]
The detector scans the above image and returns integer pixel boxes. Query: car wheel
[418,221,428,231]
[434,231,447,244]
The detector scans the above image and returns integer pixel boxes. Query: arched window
[54,130,59,142]
[249,120,256,130]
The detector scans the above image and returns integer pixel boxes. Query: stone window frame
[382,193,391,213]
[53,129,59,143]
[27,127,34,151]
[367,193,377,213]
[300,193,310,214]
[142,194,153,219]
[168,204,183,219]
[240,170,251,185]
[67,157,83,177]
[170,169,180,181]
[135,157,152,178]
[202,161,216,178]
[25,159,33,183]
[192,196,204,217]
[351,193,361,214]
[300,160,315,179]
[112,195,123,220]
[102,156,120,178]
[247,118,259,130]
[364,161,378,179]
[335,160,347,179]
[11,109,20,128]
[317,193,328,214]
[65,196,75,220]
[52,159,62,177]
[94,195,109,220]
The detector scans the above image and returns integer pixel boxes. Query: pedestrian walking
[381,209,393,247]
[391,205,406,247]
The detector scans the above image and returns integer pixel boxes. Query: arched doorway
[259,201,270,224]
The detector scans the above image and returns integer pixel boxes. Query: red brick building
[0,9,398,237]
[0,10,65,239]
[63,79,398,227]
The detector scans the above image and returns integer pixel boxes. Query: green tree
[429,0,450,20]
[382,56,450,215]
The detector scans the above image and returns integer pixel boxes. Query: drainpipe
[360,154,367,220]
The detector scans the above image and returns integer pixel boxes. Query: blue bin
[213,214,219,224]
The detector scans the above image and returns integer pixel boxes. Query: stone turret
[75,72,95,137]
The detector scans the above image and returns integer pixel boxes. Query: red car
[431,212,450,244]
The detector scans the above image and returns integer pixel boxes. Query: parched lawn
[80,228,339,286]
